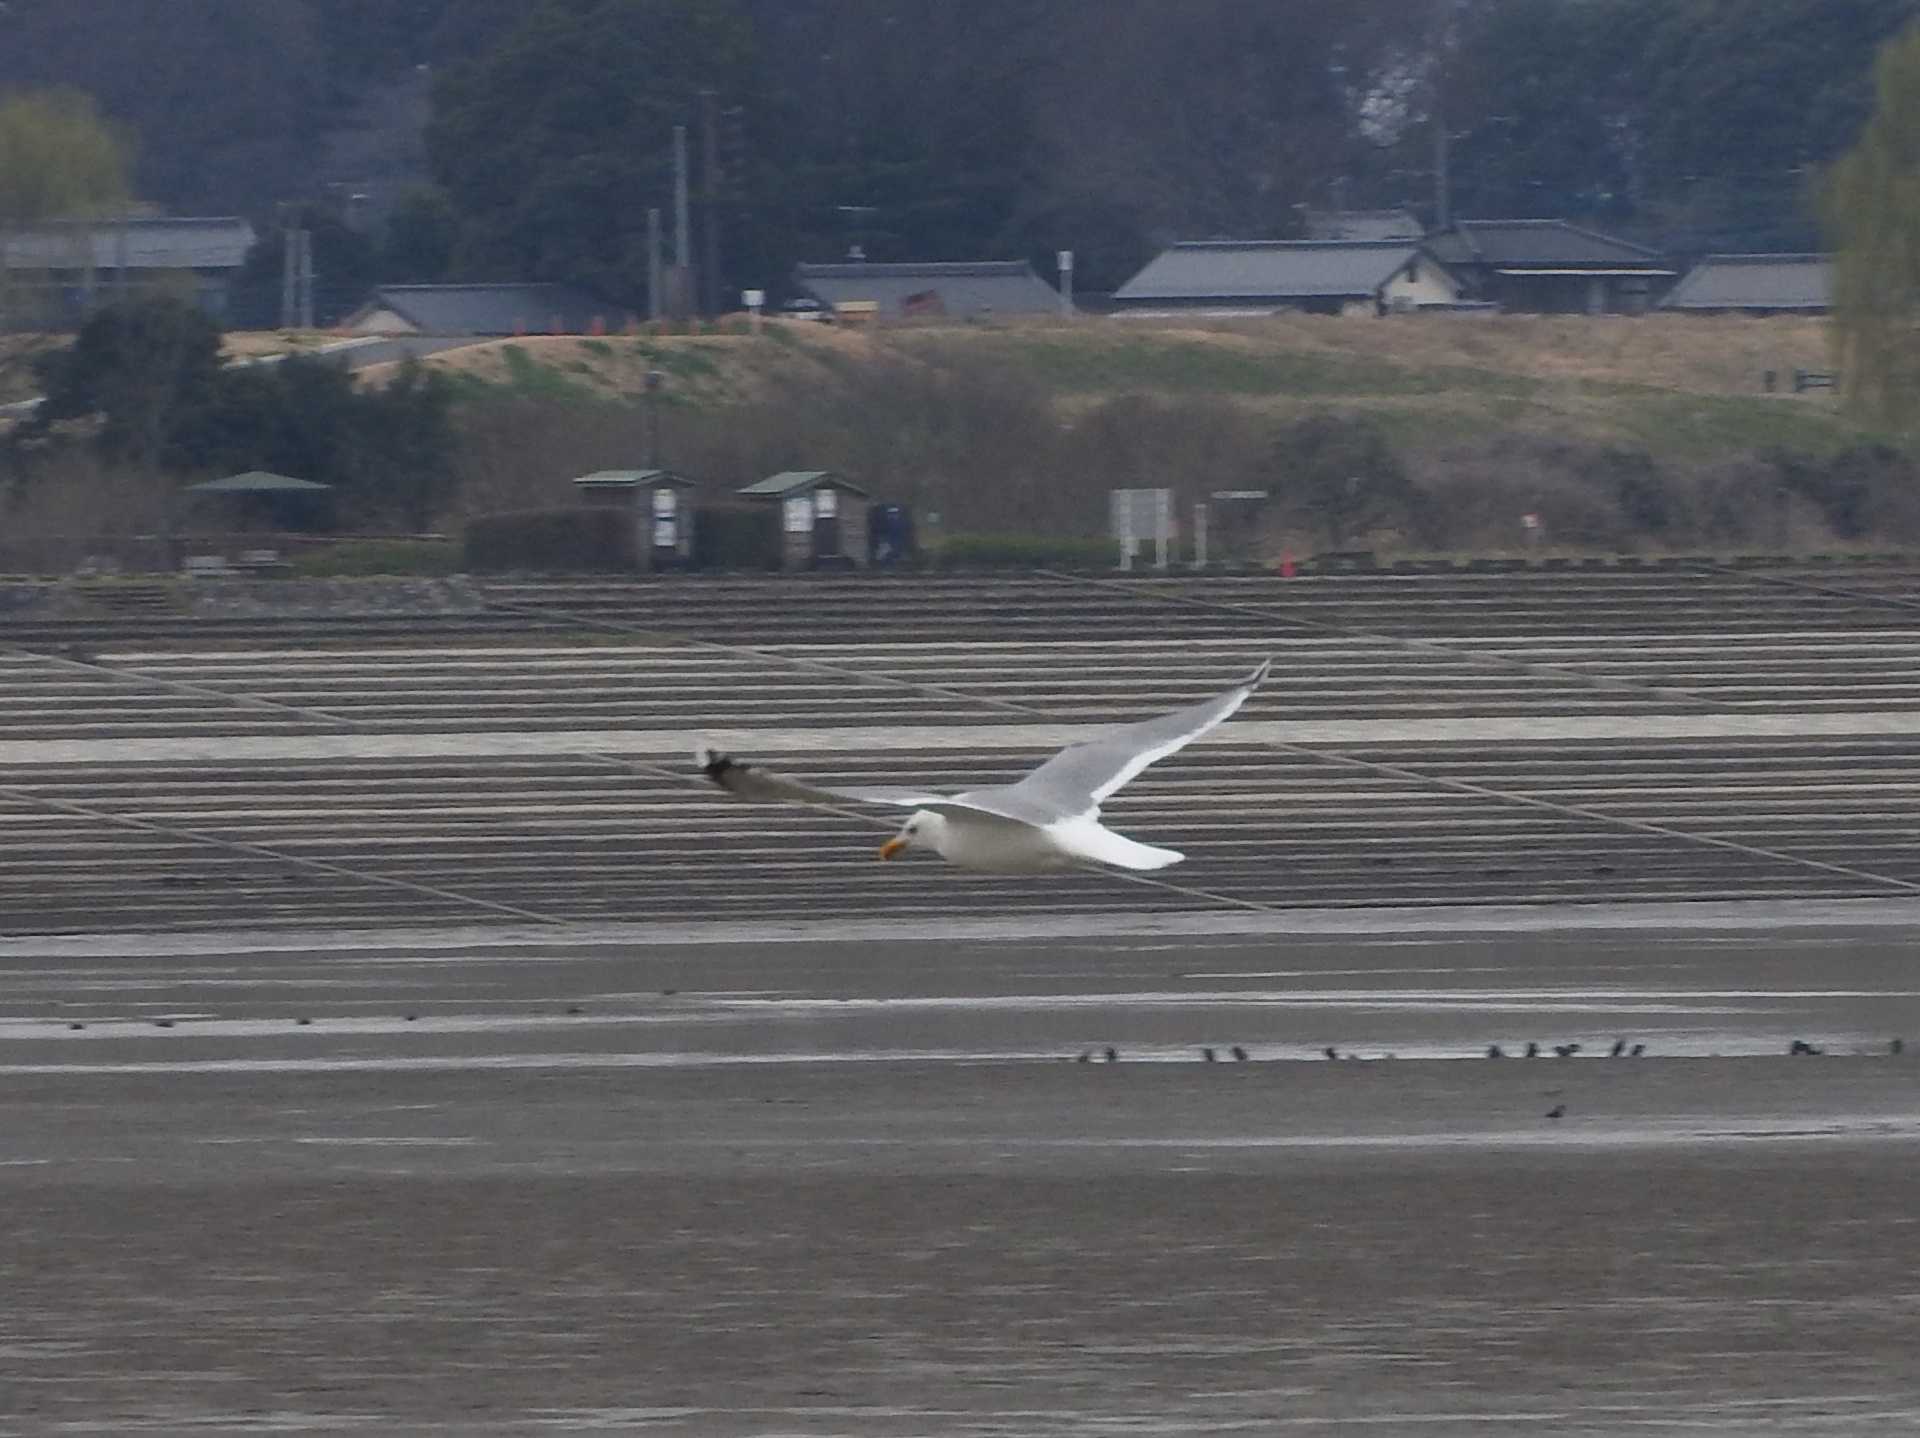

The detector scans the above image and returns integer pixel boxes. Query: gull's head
[879,810,941,860]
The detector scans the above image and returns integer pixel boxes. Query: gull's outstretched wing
[696,745,946,809]
[984,657,1272,823]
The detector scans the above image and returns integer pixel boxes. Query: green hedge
[691,504,783,570]
[930,533,1118,569]
[463,508,635,572]
[289,539,461,577]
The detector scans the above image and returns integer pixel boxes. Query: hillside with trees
[1,0,1915,299]
[6,3,1920,573]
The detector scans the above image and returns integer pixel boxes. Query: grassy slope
[379,312,1872,461]
[4,314,1864,460]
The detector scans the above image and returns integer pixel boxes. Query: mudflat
[4,916,1920,1434]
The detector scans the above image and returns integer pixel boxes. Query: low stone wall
[0,576,487,620]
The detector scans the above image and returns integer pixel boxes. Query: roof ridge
[1694,251,1830,263]
[1171,238,1419,250]
[795,259,1032,269]
[373,281,587,291]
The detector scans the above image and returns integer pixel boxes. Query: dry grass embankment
[378,311,1860,459]
[395,313,1891,553]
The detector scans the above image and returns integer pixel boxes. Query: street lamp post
[644,369,666,467]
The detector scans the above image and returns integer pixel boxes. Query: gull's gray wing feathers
[695,745,946,809]
[970,657,1272,824]
[695,655,1270,827]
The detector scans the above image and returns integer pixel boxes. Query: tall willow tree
[0,89,127,229]
[1825,21,1920,431]
[0,89,129,329]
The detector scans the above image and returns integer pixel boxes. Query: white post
[1056,249,1074,316]
[1153,488,1171,571]
[1193,502,1209,569]
[1114,490,1134,572]
[743,288,764,335]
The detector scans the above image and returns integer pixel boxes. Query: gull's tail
[1051,817,1184,871]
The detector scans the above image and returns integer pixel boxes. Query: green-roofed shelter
[180,470,337,551]
[186,471,333,494]
[572,467,699,569]
[736,470,871,568]
[736,469,870,499]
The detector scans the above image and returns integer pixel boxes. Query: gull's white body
[900,809,1183,873]
[697,658,1271,873]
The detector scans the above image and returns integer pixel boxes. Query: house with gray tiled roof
[342,283,631,336]
[792,261,1063,321]
[0,216,257,323]
[1112,239,1465,316]
[1659,254,1830,314]
[1422,219,1676,314]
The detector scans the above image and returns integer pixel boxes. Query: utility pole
[280,219,313,329]
[298,227,314,329]
[280,222,297,329]
[701,89,721,317]
[646,206,663,322]
[1431,0,1459,231]
[670,123,692,319]
[643,369,666,467]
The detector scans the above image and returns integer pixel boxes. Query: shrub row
[463,509,633,572]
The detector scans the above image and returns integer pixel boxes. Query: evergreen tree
[426,0,753,303]
[28,295,225,474]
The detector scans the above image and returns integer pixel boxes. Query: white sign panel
[1109,487,1173,572]
[783,496,813,533]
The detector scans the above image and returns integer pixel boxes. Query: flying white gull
[696,658,1271,872]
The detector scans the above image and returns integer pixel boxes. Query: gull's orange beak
[878,835,909,861]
